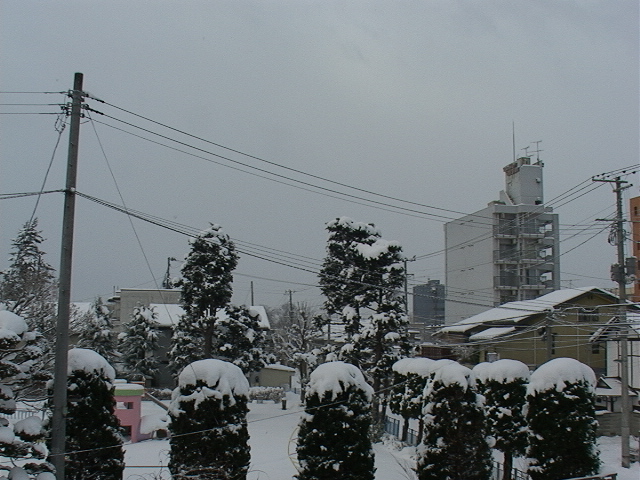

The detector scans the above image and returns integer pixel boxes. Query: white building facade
[444,157,560,324]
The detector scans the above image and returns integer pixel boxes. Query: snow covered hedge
[296,361,375,480]
[416,361,492,480]
[169,359,251,480]
[526,357,600,480]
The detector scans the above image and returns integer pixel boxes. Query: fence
[1,409,46,422]
[383,416,419,445]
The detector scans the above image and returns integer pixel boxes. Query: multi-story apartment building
[444,157,560,324]
[413,280,446,327]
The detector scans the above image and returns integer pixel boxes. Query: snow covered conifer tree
[168,313,204,376]
[0,219,56,323]
[118,305,159,382]
[0,308,52,478]
[389,357,434,442]
[296,361,375,480]
[526,358,600,480]
[318,217,381,339]
[169,359,250,480]
[473,359,529,480]
[76,297,116,364]
[176,224,238,359]
[416,361,492,480]
[319,218,409,399]
[215,305,271,375]
[61,348,124,480]
[0,219,57,374]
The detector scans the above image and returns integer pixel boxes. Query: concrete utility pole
[51,72,84,480]
[593,174,632,468]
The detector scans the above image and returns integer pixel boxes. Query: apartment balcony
[494,225,517,238]
[494,275,519,289]
[493,250,518,263]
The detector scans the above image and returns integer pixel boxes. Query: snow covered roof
[248,305,271,330]
[147,304,270,329]
[263,364,296,372]
[595,377,640,398]
[149,303,184,327]
[469,326,516,341]
[440,286,620,336]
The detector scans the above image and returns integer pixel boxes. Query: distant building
[630,196,640,303]
[413,280,445,327]
[444,157,560,324]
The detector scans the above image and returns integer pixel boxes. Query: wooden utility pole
[51,72,84,480]
[594,174,632,468]
[544,309,554,361]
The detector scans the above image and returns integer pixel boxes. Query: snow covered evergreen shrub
[389,357,434,442]
[61,348,124,480]
[169,359,250,480]
[473,359,529,480]
[118,304,159,382]
[416,361,492,480]
[296,361,375,480]
[526,358,600,480]
[0,308,52,478]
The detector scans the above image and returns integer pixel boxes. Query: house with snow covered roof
[108,288,272,387]
[435,286,639,376]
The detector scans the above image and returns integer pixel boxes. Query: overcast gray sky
[1,1,638,312]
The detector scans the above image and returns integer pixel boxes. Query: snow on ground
[122,395,639,480]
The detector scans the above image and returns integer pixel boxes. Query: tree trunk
[203,314,215,358]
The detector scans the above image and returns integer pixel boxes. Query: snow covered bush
[118,304,160,382]
[296,361,375,480]
[416,361,492,480]
[389,357,434,442]
[60,348,124,480]
[526,357,600,480]
[248,386,284,403]
[473,359,529,480]
[0,308,51,478]
[169,359,250,480]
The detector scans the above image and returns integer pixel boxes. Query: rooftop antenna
[512,121,516,162]
[521,145,531,158]
[531,140,543,164]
